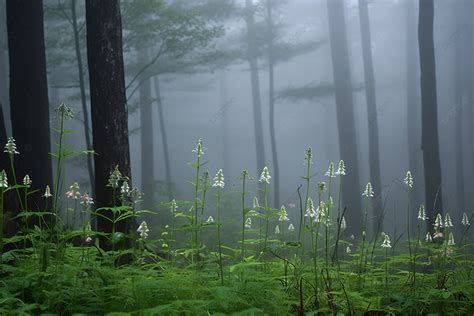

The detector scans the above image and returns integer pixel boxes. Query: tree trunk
[418,0,443,227]
[245,0,266,198]
[326,0,362,233]
[266,0,280,208]
[0,0,9,134]
[152,76,173,201]
[219,70,231,181]
[7,0,53,210]
[72,0,94,194]
[85,0,132,240]
[454,23,465,213]
[463,0,474,210]
[138,49,155,210]
[358,0,382,233]
[405,0,423,215]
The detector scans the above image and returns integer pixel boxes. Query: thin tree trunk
[219,70,231,179]
[463,0,474,210]
[152,75,172,201]
[266,0,280,208]
[326,0,363,233]
[454,3,465,213]
[418,0,443,227]
[245,0,266,198]
[85,0,132,242]
[7,0,53,210]
[405,0,422,213]
[358,0,382,233]
[138,49,154,210]
[72,0,94,194]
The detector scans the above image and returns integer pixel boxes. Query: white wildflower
[259,166,271,184]
[462,212,470,227]
[107,165,122,189]
[137,221,149,239]
[4,137,19,155]
[0,170,8,188]
[425,232,433,243]
[404,170,413,189]
[42,185,52,198]
[212,169,225,188]
[340,216,347,231]
[275,225,280,235]
[80,192,94,207]
[447,232,455,246]
[434,213,443,229]
[335,160,346,176]
[444,213,453,228]
[288,223,295,232]
[305,197,316,218]
[192,138,205,157]
[278,205,289,222]
[206,216,214,223]
[23,175,31,188]
[325,162,336,178]
[170,199,177,213]
[120,180,130,195]
[346,246,351,254]
[417,205,428,221]
[362,182,374,198]
[253,196,260,209]
[381,233,391,248]
[65,182,81,200]
[245,217,252,229]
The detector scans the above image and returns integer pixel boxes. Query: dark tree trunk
[0,0,9,133]
[152,76,172,201]
[138,49,154,210]
[405,0,423,215]
[418,0,443,227]
[358,0,382,233]
[245,0,266,198]
[85,0,132,240]
[72,0,94,194]
[266,0,280,208]
[326,0,362,233]
[7,0,52,210]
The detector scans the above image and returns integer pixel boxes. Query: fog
[0,0,472,238]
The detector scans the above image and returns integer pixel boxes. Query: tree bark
[71,0,94,194]
[245,0,266,199]
[7,0,52,210]
[138,49,155,210]
[85,0,132,240]
[358,0,382,233]
[418,0,443,227]
[326,0,362,233]
[266,0,280,208]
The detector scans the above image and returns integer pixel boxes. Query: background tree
[358,0,382,233]
[85,0,132,238]
[7,0,53,210]
[418,0,443,226]
[326,0,362,233]
[405,0,423,214]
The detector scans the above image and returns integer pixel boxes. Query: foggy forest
[1,0,474,315]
